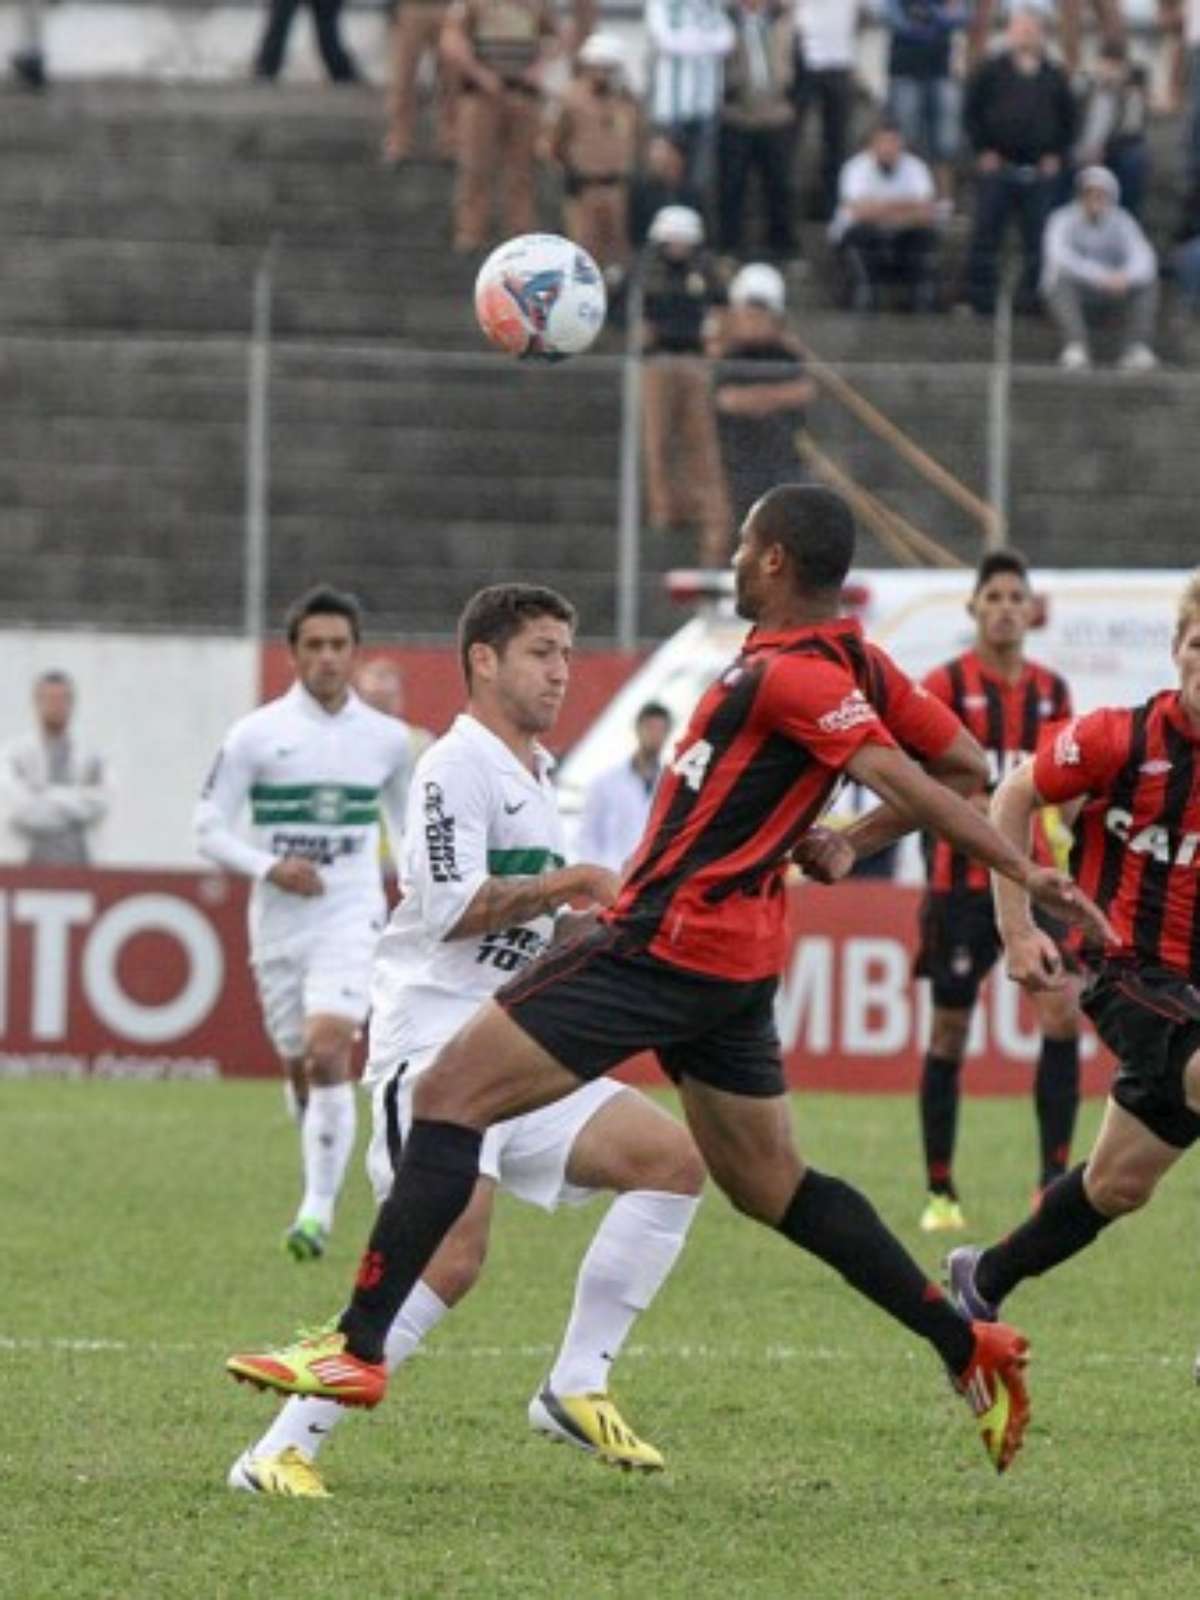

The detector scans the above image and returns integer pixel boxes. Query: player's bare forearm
[841,731,987,861]
[449,864,619,939]
[988,762,1042,937]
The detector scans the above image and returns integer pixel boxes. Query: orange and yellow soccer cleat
[954,1320,1031,1475]
[226,1330,386,1409]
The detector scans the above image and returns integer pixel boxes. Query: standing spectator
[718,0,798,262]
[963,9,1076,315]
[382,0,457,164]
[1173,178,1200,312]
[2,671,111,865]
[1186,0,1200,190]
[549,33,642,290]
[1042,165,1158,370]
[967,1,1125,77]
[639,205,731,563]
[1072,41,1151,220]
[791,0,861,222]
[11,0,47,88]
[885,1,967,203]
[253,0,360,83]
[577,702,674,872]
[645,0,736,197]
[629,132,706,249]
[830,120,939,310]
[441,0,558,253]
[712,262,814,524]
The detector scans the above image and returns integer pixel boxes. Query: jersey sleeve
[398,749,493,942]
[1032,707,1126,804]
[870,646,962,761]
[192,719,276,880]
[760,655,897,769]
[920,662,954,708]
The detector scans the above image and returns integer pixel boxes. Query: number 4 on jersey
[671,740,713,793]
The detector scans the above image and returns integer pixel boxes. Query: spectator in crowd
[382,0,457,164]
[253,0,361,83]
[1042,164,1158,370]
[1173,178,1200,310]
[967,1,1125,77]
[629,132,706,249]
[712,262,814,524]
[963,8,1076,315]
[549,32,642,290]
[645,0,736,196]
[792,0,862,222]
[577,701,674,872]
[639,205,731,564]
[718,0,798,262]
[1072,40,1151,220]
[884,1,967,203]
[2,671,111,865]
[830,119,939,310]
[1186,0,1200,189]
[441,0,558,253]
[11,0,47,88]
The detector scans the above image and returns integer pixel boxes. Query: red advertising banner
[0,870,1114,1094]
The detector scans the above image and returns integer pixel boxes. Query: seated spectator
[830,120,939,311]
[712,263,815,526]
[719,0,797,262]
[884,1,967,203]
[645,0,736,197]
[549,33,642,290]
[1072,40,1150,220]
[963,8,1076,315]
[792,0,861,223]
[629,132,707,250]
[639,206,731,563]
[1042,165,1158,370]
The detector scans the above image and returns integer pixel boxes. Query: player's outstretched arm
[845,740,1114,946]
[989,760,1074,992]
[833,728,988,868]
[448,864,620,940]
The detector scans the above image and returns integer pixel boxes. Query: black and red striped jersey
[606,616,962,980]
[923,650,1072,892]
[1033,690,1200,978]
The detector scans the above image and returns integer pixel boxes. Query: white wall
[0,631,258,868]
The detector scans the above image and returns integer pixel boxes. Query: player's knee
[635,1132,707,1198]
[430,1233,488,1304]
[930,1014,970,1059]
[1085,1166,1156,1216]
[304,1033,352,1086]
[410,1051,472,1122]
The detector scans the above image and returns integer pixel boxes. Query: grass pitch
[4,1079,1199,1600]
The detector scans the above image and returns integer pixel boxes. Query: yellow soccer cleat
[919,1193,967,1234]
[528,1387,665,1473]
[228,1446,330,1499]
[226,1329,387,1409]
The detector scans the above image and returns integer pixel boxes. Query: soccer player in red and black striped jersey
[228,486,1113,1475]
[948,574,1200,1335]
[913,551,1082,1235]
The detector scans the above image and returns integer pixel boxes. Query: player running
[228,583,704,1495]
[909,551,1082,1232]
[227,487,1113,1476]
[945,575,1200,1346]
[195,586,415,1261]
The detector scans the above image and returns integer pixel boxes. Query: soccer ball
[474,233,607,362]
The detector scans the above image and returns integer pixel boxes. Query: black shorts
[496,925,785,1099]
[914,890,1075,1011]
[1082,962,1200,1149]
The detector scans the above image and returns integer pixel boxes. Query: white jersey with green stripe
[363,711,566,1079]
[193,682,414,958]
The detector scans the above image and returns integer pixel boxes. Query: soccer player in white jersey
[195,586,415,1261]
[228,583,705,1495]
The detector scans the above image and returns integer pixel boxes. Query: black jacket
[964,52,1076,165]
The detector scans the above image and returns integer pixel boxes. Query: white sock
[282,1080,304,1125]
[295,1082,356,1230]
[249,1281,450,1461]
[547,1189,700,1397]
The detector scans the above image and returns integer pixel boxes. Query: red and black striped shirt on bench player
[604,616,962,983]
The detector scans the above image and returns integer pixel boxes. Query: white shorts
[365,1047,628,1212]
[252,927,378,1060]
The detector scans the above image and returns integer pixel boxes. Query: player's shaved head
[748,485,856,593]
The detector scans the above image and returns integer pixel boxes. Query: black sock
[338,1119,481,1363]
[778,1169,975,1375]
[1034,1036,1080,1188]
[919,1053,962,1196]
[975,1164,1111,1307]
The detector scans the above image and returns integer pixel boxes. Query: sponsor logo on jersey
[1104,807,1200,866]
[503,799,527,815]
[962,694,988,711]
[1054,721,1081,767]
[1139,760,1172,776]
[817,690,877,734]
[271,832,362,868]
[424,781,460,883]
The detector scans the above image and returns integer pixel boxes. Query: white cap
[577,31,625,69]
[1077,164,1119,200]
[648,205,704,246]
[729,262,786,314]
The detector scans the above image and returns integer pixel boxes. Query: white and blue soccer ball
[474,233,607,362]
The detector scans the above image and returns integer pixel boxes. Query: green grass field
[5,1079,1199,1600]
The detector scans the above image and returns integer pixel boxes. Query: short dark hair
[284,585,363,646]
[35,669,73,691]
[973,549,1030,593]
[636,700,672,725]
[749,485,856,592]
[458,583,578,687]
